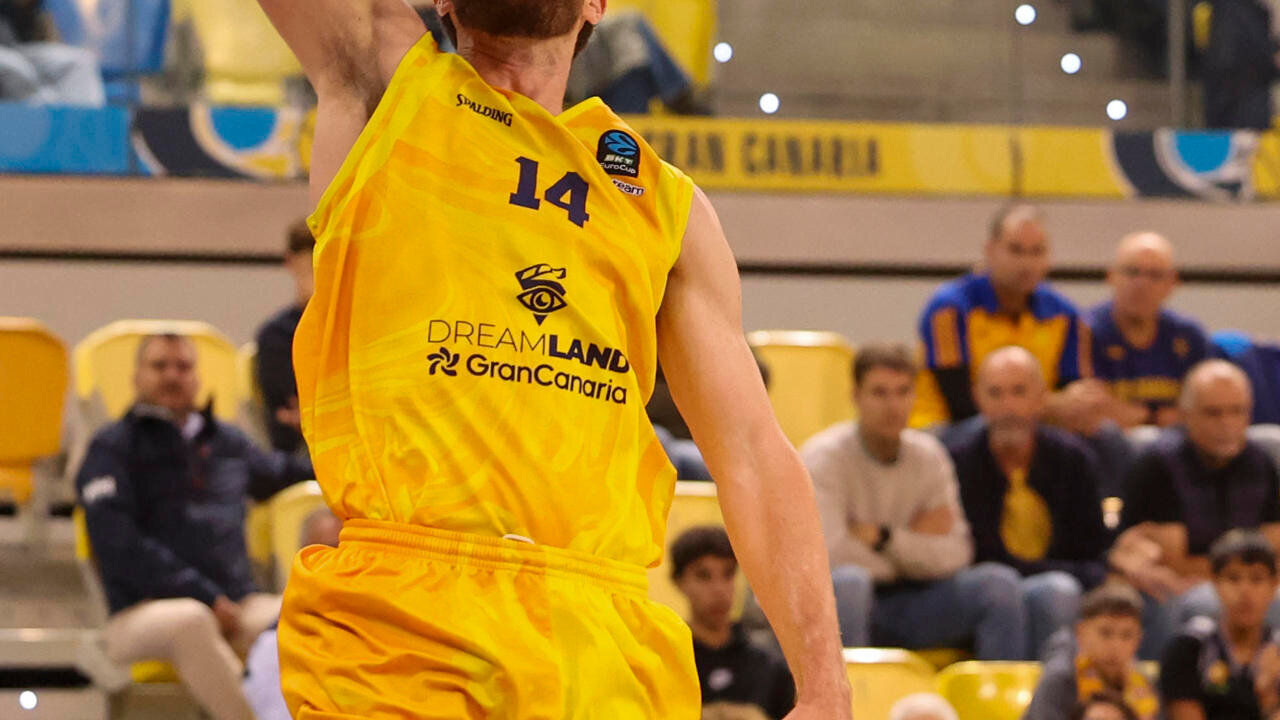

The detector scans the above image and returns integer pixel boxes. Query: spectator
[1159,530,1280,720]
[912,205,1099,434]
[804,343,1026,660]
[946,346,1111,658]
[1025,584,1159,720]
[243,507,341,720]
[76,334,312,720]
[566,10,707,115]
[889,693,960,720]
[1113,360,1280,659]
[1202,0,1279,129]
[1213,331,1280,426]
[255,219,314,455]
[0,0,104,105]
[1071,691,1141,720]
[671,526,795,720]
[1088,232,1209,430]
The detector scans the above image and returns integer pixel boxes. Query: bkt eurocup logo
[515,263,568,325]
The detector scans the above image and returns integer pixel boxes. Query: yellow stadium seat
[844,648,938,718]
[608,0,717,85]
[245,501,274,588]
[175,0,302,105]
[0,318,68,505]
[267,480,325,590]
[647,481,748,619]
[747,330,856,448]
[916,647,972,670]
[72,507,182,685]
[935,661,1042,720]
[73,320,240,431]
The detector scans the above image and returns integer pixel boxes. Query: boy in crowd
[672,526,795,720]
[1025,584,1158,720]
[1161,530,1280,720]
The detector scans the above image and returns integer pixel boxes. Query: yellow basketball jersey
[294,34,694,568]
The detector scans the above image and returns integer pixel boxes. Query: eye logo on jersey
[428,347,461,376]
[516,264,568,325]
[597,130,641,178]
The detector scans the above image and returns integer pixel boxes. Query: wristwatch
[873,526,892,552]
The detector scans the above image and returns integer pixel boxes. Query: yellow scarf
[1075,655,1159,720]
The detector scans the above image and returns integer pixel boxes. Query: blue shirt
[1087,302,1209,413]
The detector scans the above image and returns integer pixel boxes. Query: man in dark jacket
[76,333,311,720]
[255,218,314,455]
[945,346,1111,660]
[1204,0,1279,129]
[1112,360,1280,659]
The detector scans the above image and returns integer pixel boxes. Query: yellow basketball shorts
[278,519,700,719]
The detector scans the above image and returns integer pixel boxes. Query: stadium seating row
[0,317,1142,718]
[843,648,1049,720]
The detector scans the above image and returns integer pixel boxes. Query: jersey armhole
[307,32,439,237]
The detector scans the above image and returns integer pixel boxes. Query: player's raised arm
[258,0,423,203]
[657,188,852,719]
[257,0,422,94]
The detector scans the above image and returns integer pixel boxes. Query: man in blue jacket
[76,333,311,720]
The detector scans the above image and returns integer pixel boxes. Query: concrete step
[0,688,106,720]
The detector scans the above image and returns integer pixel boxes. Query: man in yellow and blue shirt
[912,205,1098,430]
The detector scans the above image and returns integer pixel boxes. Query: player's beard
[443,0,595,55]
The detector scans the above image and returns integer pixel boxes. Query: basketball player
[257,1,850,717]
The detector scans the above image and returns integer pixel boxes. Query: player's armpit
[257,0,422,97]
[656,187,850,717]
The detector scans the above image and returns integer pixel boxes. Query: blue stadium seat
[44,0,171,103]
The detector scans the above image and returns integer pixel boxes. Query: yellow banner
[624,116,1017,195]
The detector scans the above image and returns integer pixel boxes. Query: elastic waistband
[339,519,649,598]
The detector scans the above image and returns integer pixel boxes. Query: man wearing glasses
[1087,232,1210,429]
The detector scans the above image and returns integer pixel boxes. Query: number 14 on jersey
[509,157,591,228]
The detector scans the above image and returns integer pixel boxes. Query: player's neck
[689,617,733,649]
[458,32,575,115]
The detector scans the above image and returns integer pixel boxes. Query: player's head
[1180,360,1252,466]
[285,218,316,306]
[1069,692,1138,720]
[974,345,1046,443]
[671,525,736,630]
[435,0,604,57]
[984,204,1049,299]
[134,333,200,418]
[1211,529,1278,633]
[853,342,917,443]
[1074,584,1143,686]
[1108,231,1177,322]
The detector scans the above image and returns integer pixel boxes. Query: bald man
[913,206,1099,431]
[1113,360,1280,658]
[1087,232,1210,429]
[945,346,1111,659]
